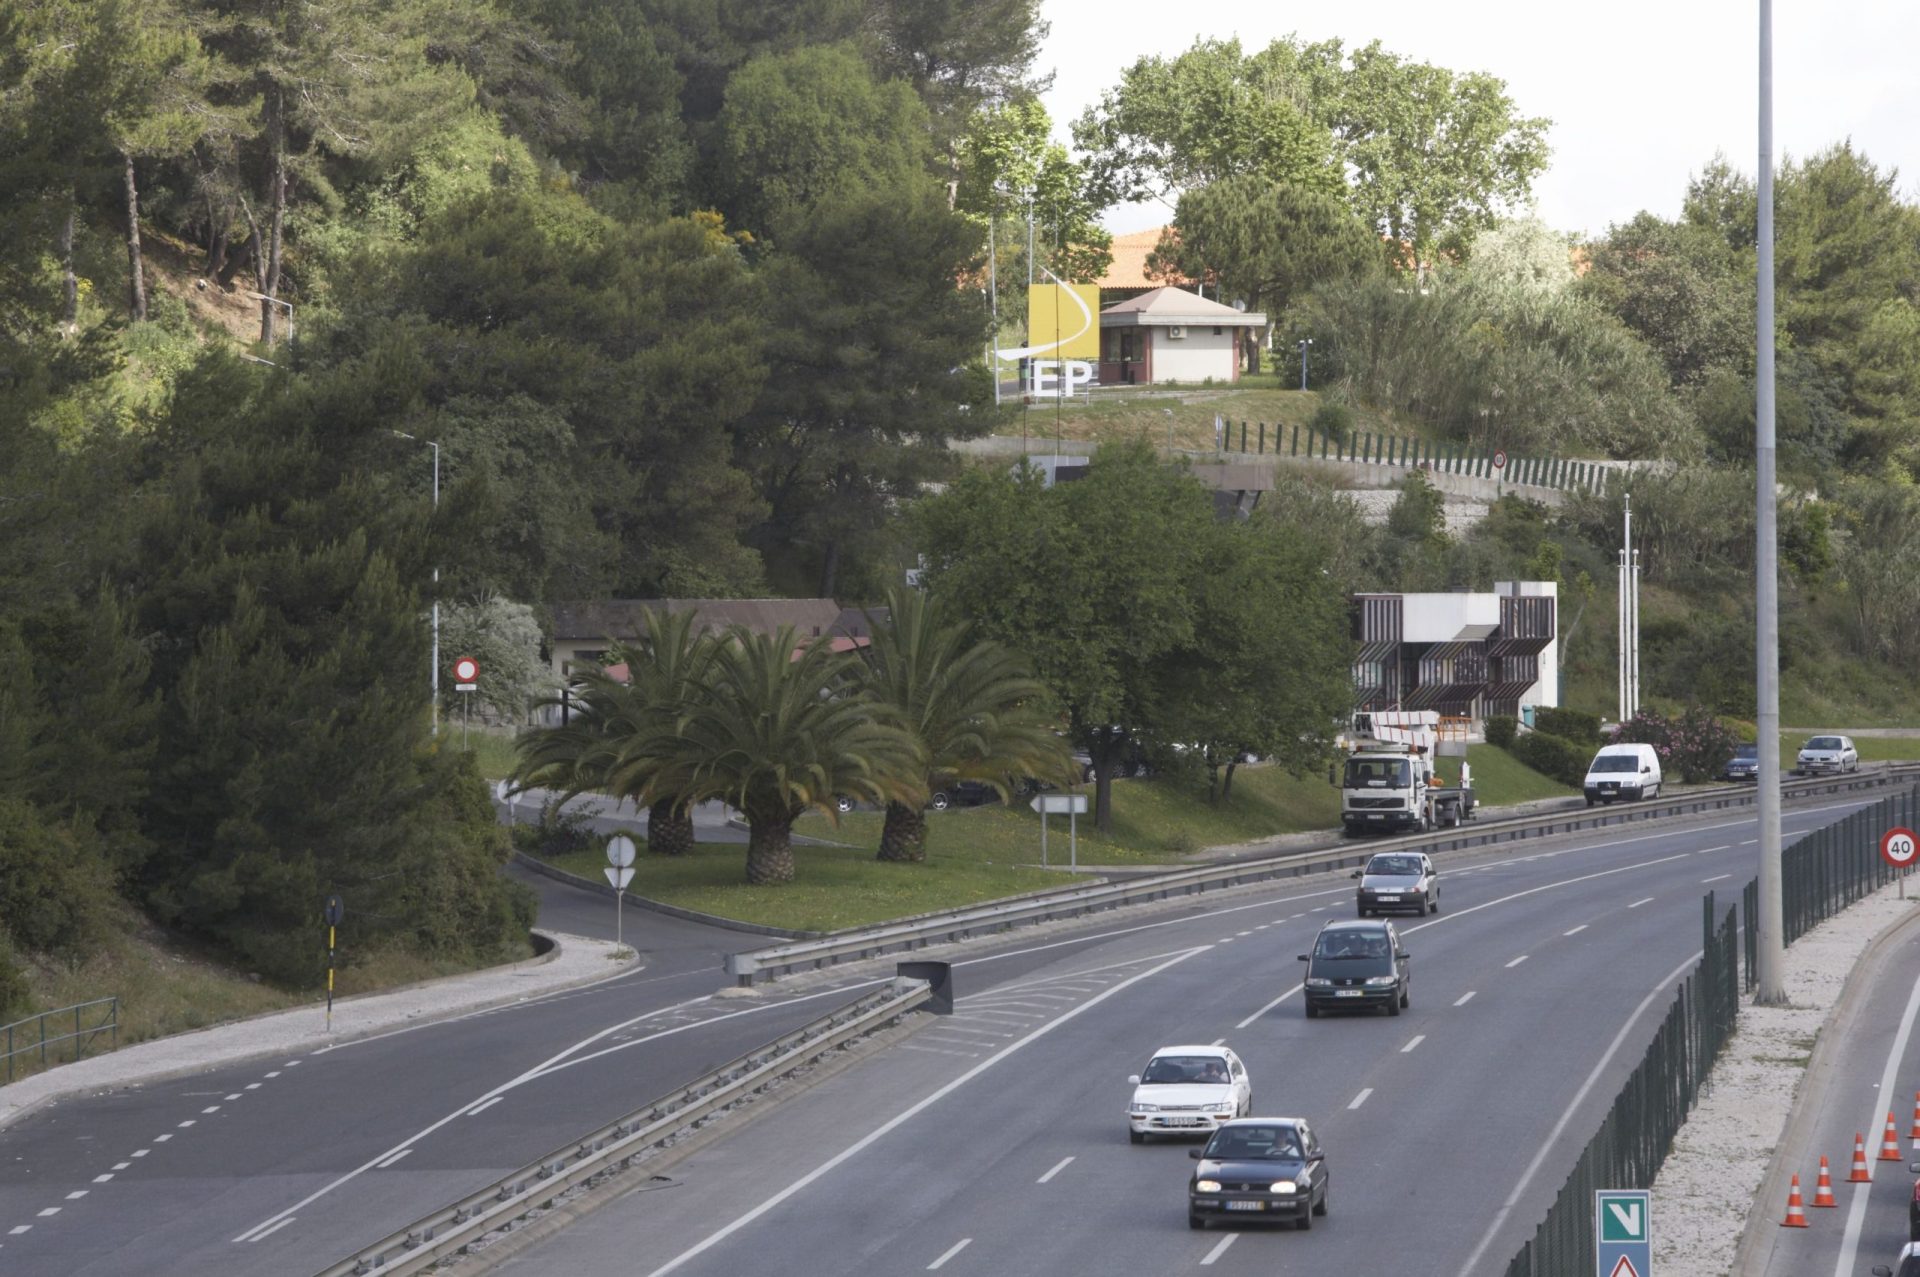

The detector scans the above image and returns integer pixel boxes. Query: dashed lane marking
[1505,955,1529,969]
[1564,925,1588,936]
[927,1238,971,1270]
[1038,1156,1074,1184]
[1628,897,1655,908]
[1348,1088,1373,1110]
[1454,992,1476,1007]
[1702,874,1731,883]
[1401,1035,1426,1054]
[64,1192,86,1201]
[1201,1234,1237,1264]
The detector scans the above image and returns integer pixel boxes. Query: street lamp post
[1298,338,1313,391]
[392,431,441,737]
[1754,0,1786,1004]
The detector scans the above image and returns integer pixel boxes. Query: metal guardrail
[311,978,931,1277]
[725,764,1920,985]
[1,997,118,1084]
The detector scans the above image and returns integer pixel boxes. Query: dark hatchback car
[1188,1118,1328,1230]
[1299,919,1411,1017]
[1720,742,1760,782]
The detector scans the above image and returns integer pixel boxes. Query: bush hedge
[1485,715,1518,748]
[1533,707,1603,743]
[1508,730,1593,788]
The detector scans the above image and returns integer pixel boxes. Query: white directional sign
[606,834,637,868]
[604,865,634,890]
[1029,794,1089,815]
[1595,1189,1650,1277]
[1881,826,1917,870]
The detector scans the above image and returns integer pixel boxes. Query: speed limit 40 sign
[1882,827,1918,870]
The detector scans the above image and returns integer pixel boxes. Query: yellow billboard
[1024,283,1101,361]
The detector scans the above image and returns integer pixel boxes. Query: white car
[1796,735,1859,775]
[1127,1045,1252,1143]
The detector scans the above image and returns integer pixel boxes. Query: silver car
[1796,734,1859,775]
[1352,852,1438,917]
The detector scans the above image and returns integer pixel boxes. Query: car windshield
[1314,931,1391,960]
[1345,758,1410,788]
[1807,737,1843,750]
[1141,1055,1229,1084]
[1206,1126,1301,1159]
[1731,745,1758,759]
[1590,755,1640,773]
[1367,855,1421,876]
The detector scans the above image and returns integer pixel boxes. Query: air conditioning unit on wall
[1166,325,1186,339]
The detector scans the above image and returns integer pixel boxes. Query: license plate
[1367,813,1384,820]
[1225,1202,1265,1212]
[1376,894,1400,902]
[1335,990,1362,998]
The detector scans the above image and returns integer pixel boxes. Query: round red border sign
[1492,449,1509,470]
[453,656,479,683]
[1882,826,1918,869]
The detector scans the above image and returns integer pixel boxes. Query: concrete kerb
[1731,894,1920,1274]
[510,851,822,941]
[0,928,638,1133]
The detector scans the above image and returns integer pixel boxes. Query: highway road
[492,797,1882,1277]
[0,793,1881,1275]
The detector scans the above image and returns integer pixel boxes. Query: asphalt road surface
[0,793,1879,1276]
[489,797,1881,1277]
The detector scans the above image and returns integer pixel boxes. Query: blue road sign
[1596,1189,1651,1277]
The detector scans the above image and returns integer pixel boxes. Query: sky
[1035,0,1920,241]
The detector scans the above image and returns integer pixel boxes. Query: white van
[1583,743,1662,807]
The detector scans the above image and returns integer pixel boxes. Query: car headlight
[1214,1103,1236,1114]
[1133,1103,1158,1113]
[1194,1180,1221,1193]
[1306,977,1332,988]
[1269,1181,1297,1194]
[1364,975,1397,987]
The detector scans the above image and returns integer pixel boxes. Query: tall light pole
[392,431,442,737]
[1754,0,1786,1004]
[1298,338,1313,391]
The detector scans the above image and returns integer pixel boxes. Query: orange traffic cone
[1782,1173,1809,1227]
[1813,1155,1837,1207]
[1881,1112,1903,1161]
[1909,1092,1920,1145]
[1850,1132,1873,1182]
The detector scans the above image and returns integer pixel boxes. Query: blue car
[1720,743,1760,782]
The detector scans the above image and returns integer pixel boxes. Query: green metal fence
[1,997,119,1083]
[1783,785,1916,944]
[1230,420,1613,495]
[1501,895,1740,1277]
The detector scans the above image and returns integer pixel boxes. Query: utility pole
[1754,0,1786,1004]
[1617,494,1640,722]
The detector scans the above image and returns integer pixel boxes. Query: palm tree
[860,586,1076,862]
[667,625,922,885]
[512,609,716,856]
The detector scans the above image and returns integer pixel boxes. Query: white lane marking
[1835,947,1920,1274]
[1453,950,1701,1277]
[153,1135,171,1143]
[1401,1035,1426,1054]
[1218,938,1234,944]
[376,1149,413,1169]
[927,1238,971,1270]
[176,1121,194,1129]
[1628,897,1655,908]
[131,1150,148,1158]
[201,1106,221,1114]
[1697,844,1732,854]
[898,1044,979,1059]
[1702,874,1731,883]
[1201,1233,1238,1265]
[112,1162,129,1170]
[249,1218,294,1242]
[1255,925,1270,930]
[925,1025,1018,1038]
[467,1097,503,1117]
[1236,931,1252,937]
[91,1174,112,1183]
[36,1208,59,1218]
[1505,955,1529,969]
[641,948,1210,1277]
[65,1191,87,1200]
[228,971,887,1236]
[1455,992,1475,1006]
[1348,1088,1373,1110]
[1037,1156,1075,1184]
[963,1010,1045,1022]
[8,1225,28,1235]
[1564,925,1588,936]
[1235,982,1302,1029]
[245,1083,261,1090]
[264,1072,279,1079]
[285,1061,299,1067]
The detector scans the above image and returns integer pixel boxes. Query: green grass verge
[996,386,1418,454]
[1463,744,1580,804]
[457,727,519,781]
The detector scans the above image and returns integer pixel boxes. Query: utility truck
[1338,711,1476,835]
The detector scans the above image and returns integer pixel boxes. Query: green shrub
[1508,730,1592,788]
[1310,399,1356,452]
[1484,715,1518,748]
[0,799,112,957]
[1610,704,1738,784]
[0,937,29,1022]
[512,796,605,860]
[1534,707,1602,743]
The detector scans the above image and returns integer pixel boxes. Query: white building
[1350,581,1559,721]
[1097,287,1266,386]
